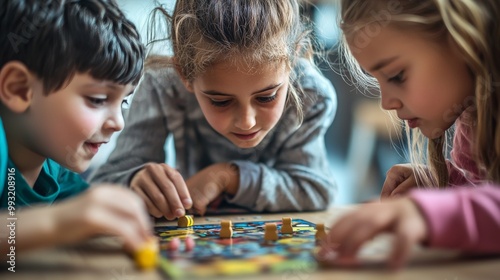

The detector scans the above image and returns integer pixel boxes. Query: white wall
[86,1,176,176]
[116,0,174,43]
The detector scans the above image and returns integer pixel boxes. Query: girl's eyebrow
[369,56,399,72]
[202,83,283,96]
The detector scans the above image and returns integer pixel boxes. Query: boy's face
[21,73,134,172]
[347,25,474,139]
[187,60,289,149]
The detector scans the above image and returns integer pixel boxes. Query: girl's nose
[234,106,257,130]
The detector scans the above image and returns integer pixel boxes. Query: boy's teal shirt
[0,117,89,208]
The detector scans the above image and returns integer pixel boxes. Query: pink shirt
[410,117,500,252]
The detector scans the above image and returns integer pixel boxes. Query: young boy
[0,0,152,259]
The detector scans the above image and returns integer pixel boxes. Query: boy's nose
[104,110,125,132]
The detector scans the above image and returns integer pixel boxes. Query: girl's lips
[233,131,259,140]
[407,118,419,128]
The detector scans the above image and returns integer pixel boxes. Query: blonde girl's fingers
[389,221,416,269]
[381,169,402,198]
[336,212,390,259]
[381,165,413,199]
[390,175,417,197]
[327,211,371,257]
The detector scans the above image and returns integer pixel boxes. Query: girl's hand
[381,164,418,199]
[130,163,192,220]
[186,163,239,215]
[318,198,428,269]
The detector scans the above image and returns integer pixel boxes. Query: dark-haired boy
[0,0,152,258]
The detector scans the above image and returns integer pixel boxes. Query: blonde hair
[148,0,320,123]
[340,0,500,186]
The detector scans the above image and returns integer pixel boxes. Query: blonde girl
[320,0,500,268]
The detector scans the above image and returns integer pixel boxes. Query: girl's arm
[410,184,500,252]
[319,184,500,269]
[227,62,338,212]
[90,69,172,186]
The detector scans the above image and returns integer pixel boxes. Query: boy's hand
[318,198,428,269]
[381,164,418,199]
[186,163,239,215]
[130,163,192,220]
[51,185,153,252]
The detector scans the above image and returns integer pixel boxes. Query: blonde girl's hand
[381,164,418,199]
[49,185,153,252]
[318,198,428,269]
[130,163,192,220]
[186,163,239,216]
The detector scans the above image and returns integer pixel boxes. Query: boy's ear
[172,58,194,92]
[0,62,35,113]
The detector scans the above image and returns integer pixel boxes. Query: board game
[155,219,320,279]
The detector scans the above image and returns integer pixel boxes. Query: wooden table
[2,207,499,280]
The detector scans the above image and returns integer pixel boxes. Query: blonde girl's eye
[388,71,405,84]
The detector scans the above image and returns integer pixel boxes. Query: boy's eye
[87,97,106,106]
[257,94,277,103]
[388,71,405,84]
[210,99,232,107]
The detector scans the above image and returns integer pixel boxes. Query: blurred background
[88,0,408,205]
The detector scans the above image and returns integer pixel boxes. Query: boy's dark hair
[0,0,144,94]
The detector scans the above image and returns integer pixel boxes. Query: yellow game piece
[177,215,194,227]
[134,237,159,270]
[264,223,278,241]
[315,223,327,243]
[220,220,233,238]
[280,217,293,234]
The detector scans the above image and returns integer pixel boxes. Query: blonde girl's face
[187,60,289,148]
[347,25,474,139]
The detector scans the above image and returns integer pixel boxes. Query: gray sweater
[90,59,337,212]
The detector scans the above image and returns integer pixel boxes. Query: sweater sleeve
[227,78,338,212]
[447,117,483,186]
[89,70,171,186]
[410,185,500,253]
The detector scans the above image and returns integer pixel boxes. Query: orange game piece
[264,223,278,241]
[315,223,327,243]
[133,237,159,270]
[281,217,293,234]
[220,220,233,238]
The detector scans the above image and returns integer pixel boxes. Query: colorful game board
[155,219,320,279]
